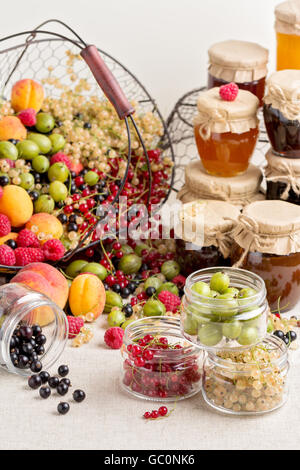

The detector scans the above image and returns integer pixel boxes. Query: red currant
[158,406,168,416]
[143,412,151,419]
[150,410,159,419]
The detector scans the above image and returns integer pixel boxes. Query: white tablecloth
[1,314,299,451]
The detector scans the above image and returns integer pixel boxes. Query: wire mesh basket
[0,20,175,272]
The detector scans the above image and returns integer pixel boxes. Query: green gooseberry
[104,291,123,313]
[156,282,179,296]
[161,260,180,281]
[212,293,239,318]
[66,260,88,278]
[27,132,52,154]
[49,133,65,154]
[209,290,219,298]
[144,276,162,292]
[237,326,259,346]
[118,254,142,275]
[209,271,230,294]
[134,243,149,257]
[34,195,55,213]
[238,288,257,299]
[107,309,126,327]
[16,140,39,160]
[120,244,134,255]
[81,262,107,281]
[19,172,34,190]
[35,112,55,133]
[0,141,18,160]
[222,320,242,340]
[191,281,211,297]
[224,287,240,298]
[183,316,198,336]
[198,323,222,347]
[143,299,166,317]
[84,170,99,186]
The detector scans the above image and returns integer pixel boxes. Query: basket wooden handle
[81,45,135,120]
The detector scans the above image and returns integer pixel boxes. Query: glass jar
[0,283,68,376]
[208,40,268,106]
[267,181,300,205]
[265,148,300,204]
[181,267,268,351]
[263,70,300,158]
[194,88,259,178]
[176,239,229,277]
[202,335,289,415]
[232,246,300,313]
[121,316,203,402]
[275,1,300,70]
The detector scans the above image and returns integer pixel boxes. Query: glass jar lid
[265,148,300,199]
[174,199,240,257]
[208,40,269,82]
[232,199,300,258]
[195,88,259,138]
[275,0,300,36]
[177,160,264,206]
[264,70,300,121]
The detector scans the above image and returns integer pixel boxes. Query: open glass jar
[194,88,259,177]
[208,40,268,106]
[181,267,268,351]
[275,0,300,70]
[202,335,289,415]
[0,283,68,376]
[121,316,203,402]
[263,70,300,158]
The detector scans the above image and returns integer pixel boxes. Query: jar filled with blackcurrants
[0,283,68,376]
[121,316,203,402]
[265,148,300,204]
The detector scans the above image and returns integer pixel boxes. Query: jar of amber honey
[208,40,268,106]
[175,200,240,277]
[263,70,300,158]
[194,88,259,177]
[265,148,300,204]
[275,0,300,70]
[177,160,264,208]
[232,200,300,313]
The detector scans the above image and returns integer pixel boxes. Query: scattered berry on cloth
[104,327,124,349]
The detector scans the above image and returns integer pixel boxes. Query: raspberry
[104,327,124,349]
[50,153,71,170]
[67,315,84,339]
[16,229,40,248]
[158,291,181,313]
[0,245,16,266]
[0,214,11,236]
[172,275,186,288]
[18,108,37,127]
[219,82,239,102]
[15,247,44,266]
[42,239,66,261]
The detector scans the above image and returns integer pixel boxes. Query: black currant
[10,353,18,366]
[67,223,78,232]
[0,175,9,186]
[73,389,86,403]
[36,345,45,356]
[61,378,71,387]
[112,283,121,293]
[58,214,68,224]
[17,355,30,369]
[83,122,92,129]
[58,364,69,377]
[146,286,156,297]
[121,287,130,298]
[28,191,39,202]
[28,374,42,390]
[48,376,60,389]
[32,324,42,337]
[5,239,17,249]
[35,334,46,345]
[30,360,43,373]
[10,336,16,349]
[123,304,133,317]
[127,282,136,293]
[286,331,297,342]
[39,371,50,384]
[273,330,285,339]
[22,343,34,355]
[19,326,33,341]
[39,386,51,399]
[57,402,70,415]
[57,382,69,396]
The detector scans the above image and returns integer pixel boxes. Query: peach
[0,185,33,228]
[0,232,18,245]
[0,116,27,141]
[11,79,44,113]
[11,262,69,326]
[69,273,106,319]
[26,213,63,244]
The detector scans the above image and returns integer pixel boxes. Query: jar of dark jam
[208,40,268,106]
[263,70,300,158]
[265,148,300,205]
[175,200,240,277]
[232,200,300,313]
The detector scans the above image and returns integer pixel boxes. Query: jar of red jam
[275,1,300,71]
[121,316,203,402]
[177,160,264,208]
[263,70,300,158]
[208,40,268,106]
[265,148,300,204]
[175,200,240,277]
[232,200,300,312]
[194,88,259,177]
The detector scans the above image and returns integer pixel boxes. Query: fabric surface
[0,314,300,450]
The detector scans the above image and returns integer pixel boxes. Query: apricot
[11,79,44,113]
[0,232,18,245]
[0,185,33,227]
[0,116,27,141]
[25,213,63,243]
[69,273,106,319]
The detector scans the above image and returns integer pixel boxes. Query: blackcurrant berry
[146,286,156,297]
[10,336,16,349]
[17,355,30,369]
[28,374,42,390]
[121,287,130,298]
[58,364,69,377]
[73,389,86,403]
[67,223,78,232]
[39,386,51,399]
[30,352,39,363]
[35,334,46,345]
[39,371,50,384]
[112,283,121,293]
[22,343,34,355]
[61,378,71,387]
[28,191,39,202]
[36,345,45,356]
[127,282,136,293]
[32,324,42,337]
[123,304,133,317]
[273,330,285,339]
[19,326,33,341]
[0,175,9,186]
[48,376,60,388]
[57,402,70,415]
[5,239,17,249]
[30,360,43,373]
[83,122,92,129]
[57,382,69,396]
[58,214,68,224]
[286,331,297,342]
[10,353,18,366]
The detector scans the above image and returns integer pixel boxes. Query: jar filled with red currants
[121,317,203,402]
[0,283,68,376]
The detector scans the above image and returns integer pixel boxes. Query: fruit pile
[122,334,201,400]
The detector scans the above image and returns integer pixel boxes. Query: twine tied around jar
[264,84,300,121]
[265,158,300,200]
[194,108,228,140]
[205,228,235,259]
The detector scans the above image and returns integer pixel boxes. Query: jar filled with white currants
[181,267,268,350]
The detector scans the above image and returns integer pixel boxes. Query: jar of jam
[232,200,300,313]
[275,1,300,70]
[263,70,300,158]
[208,40,268,106]
[194,88,259,177]
[175,200,240,277]
[177,160,264,208]
[265,148,300,204]
[203,335,289,415]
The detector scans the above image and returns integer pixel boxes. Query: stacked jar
[180,267,290,415]
[275,0,300,71]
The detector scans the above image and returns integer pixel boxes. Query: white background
[3,0,279,116]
